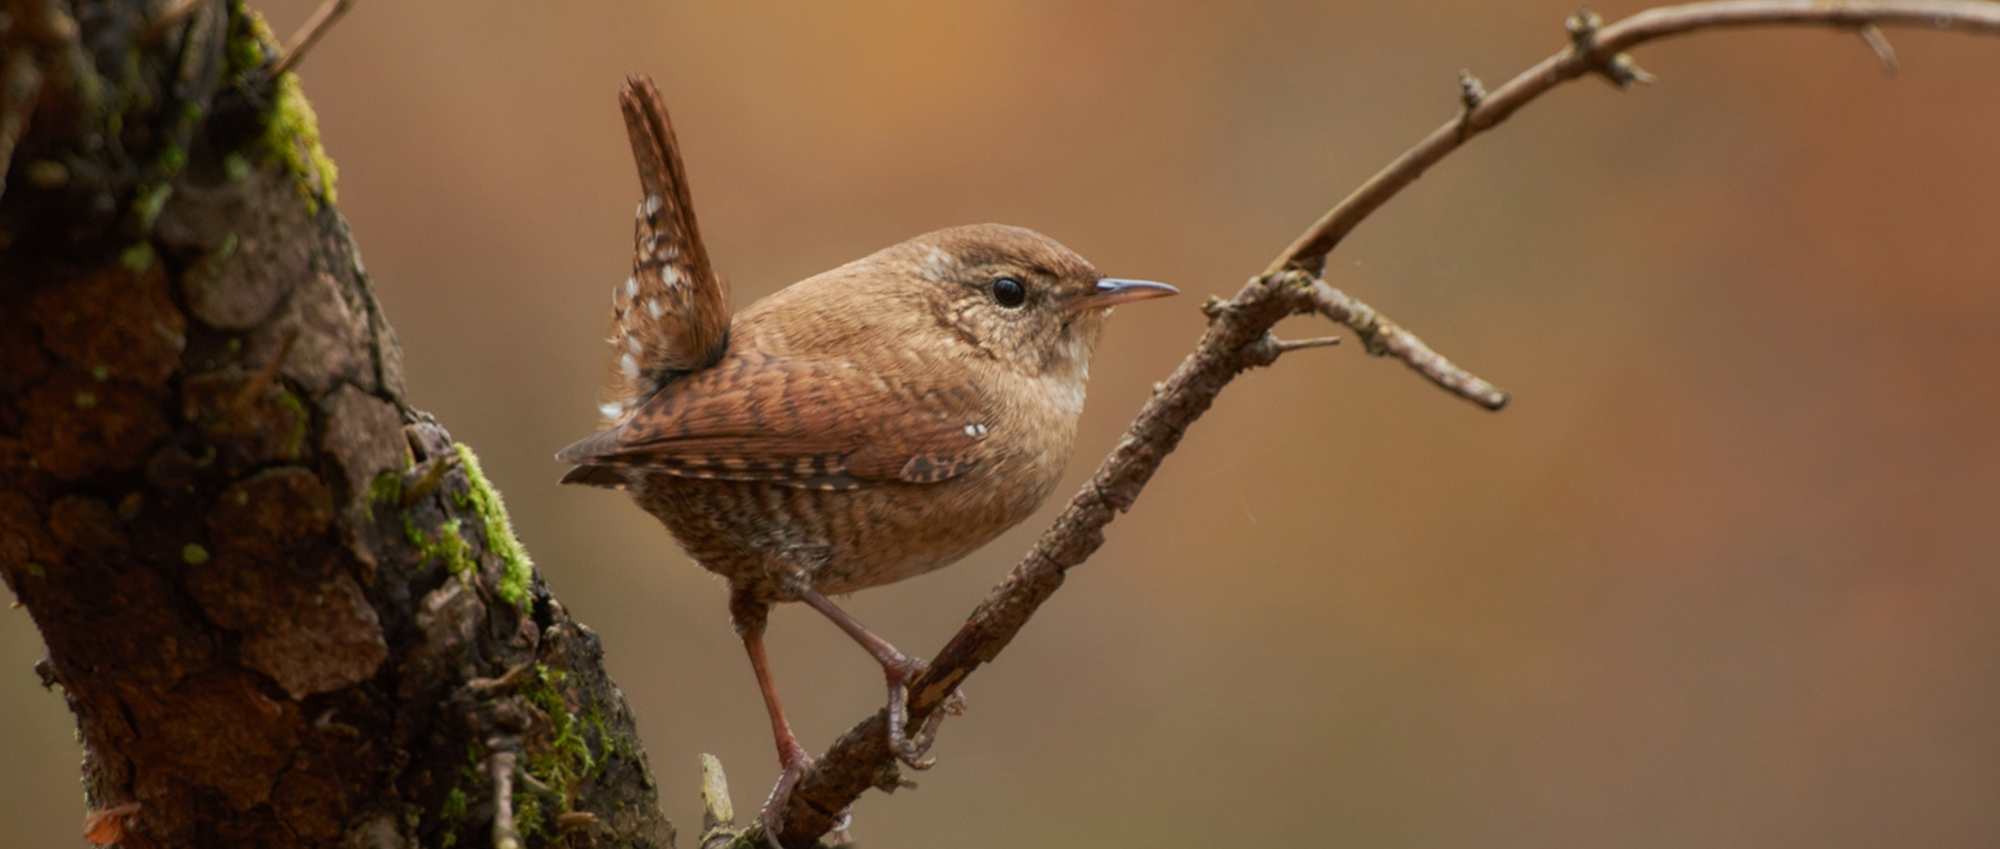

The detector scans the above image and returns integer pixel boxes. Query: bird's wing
[601,75,733,419]
[557,355,989,490]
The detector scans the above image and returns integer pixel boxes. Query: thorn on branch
[1857,24,1899,77]
[1274,335,1343,354]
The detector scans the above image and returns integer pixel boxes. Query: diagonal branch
[756,1,2000,844]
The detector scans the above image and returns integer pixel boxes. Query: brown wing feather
[600,75,733,422]
[558,355,988,489]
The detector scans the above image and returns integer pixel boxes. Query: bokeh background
[8,1,2000,846]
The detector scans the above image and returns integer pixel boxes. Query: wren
[557,77,1176,837]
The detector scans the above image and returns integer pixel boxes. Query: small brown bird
[557,77,1176,835]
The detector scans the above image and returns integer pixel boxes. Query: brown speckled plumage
[562,225,1110,601]
[557,76,1175,839]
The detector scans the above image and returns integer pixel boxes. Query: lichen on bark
[0,2,674,847]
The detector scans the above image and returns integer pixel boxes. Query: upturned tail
[598,74,732,423]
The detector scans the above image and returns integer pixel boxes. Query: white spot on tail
[624,277,639,299]
[598,401,624,419]
[644,193,663,217]
[646,298,663,318]
[661,265,682,289]
[963,422,988,438]
[619,353,639,379]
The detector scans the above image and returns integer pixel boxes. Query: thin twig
[490,749,521,849]
[229,327,299,411]
[765,1,2000,843]
[1266,0,2000,278]
[1306,278,1508,410]
[1856,24,1899,76]
[1271,335,1343,355]
[270,0,354,78]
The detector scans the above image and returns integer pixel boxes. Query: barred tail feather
[600,75,732,424]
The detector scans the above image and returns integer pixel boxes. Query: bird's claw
[757,747,814,849]
[884,657,968,770]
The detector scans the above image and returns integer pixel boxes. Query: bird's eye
[991,276,1027,308]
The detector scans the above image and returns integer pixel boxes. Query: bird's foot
[757,740,814,849]
[827,806,855,846]
[883,655,968,770]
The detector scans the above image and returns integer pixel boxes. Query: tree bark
[0,2,674,846]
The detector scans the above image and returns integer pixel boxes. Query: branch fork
[738,1,2000,845]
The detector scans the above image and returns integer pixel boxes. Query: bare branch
[760,1,2000,844]
[270,0,354,78]
[1305,278,1509,410]
[1267,0,2000,278]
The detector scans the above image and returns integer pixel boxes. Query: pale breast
[632,466,1047,601]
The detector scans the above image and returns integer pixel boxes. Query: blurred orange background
[7,2,2000,846]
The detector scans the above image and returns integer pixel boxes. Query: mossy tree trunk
[0,2,675,846]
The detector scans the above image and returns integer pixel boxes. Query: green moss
[439,787,467,832]
[585,697,614,761]
[452,443,534,609]
[119,242,155,273]
[25,563,44,578]
[131,183,173,231]
[263,73,338,212]
[400,514,428,564]
[436,739,487,848]
[25,159,67,187]
[181,544,209,565]
[516,795,548,843]
[223,152,251,181]
[226,5,278,77]
[273,390,309,459]
[369,470,402,508]
[440,520,473,576]
[402,514,474,576]
[522,663,598,808]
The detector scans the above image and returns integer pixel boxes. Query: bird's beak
[1079,278,1178,311]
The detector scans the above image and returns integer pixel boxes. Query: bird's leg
[730,591,811,845]
[794,587,967,769]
